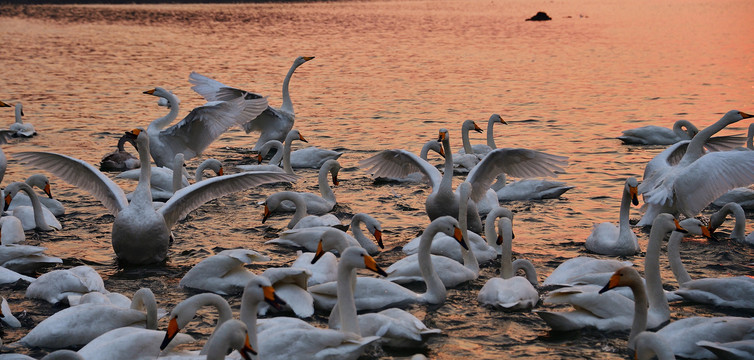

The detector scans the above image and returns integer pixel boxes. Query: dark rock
[526,11,552,21]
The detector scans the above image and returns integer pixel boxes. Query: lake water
[0,0,753,358]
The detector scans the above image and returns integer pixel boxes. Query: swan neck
[350,215,378,254]
[14,106,22,124]
[130,288,158,330]
[287,193,308,229]
[673,120,698,139]
[116,135,128,151]
[149,93,180,131]
[440,138,454,192]
[461,125,474,154]
[486,118,497,149]
[458,185,479,273]
[283,134,295,175]
[173,160,184,193]
[336,264,360,335]
[511,259,539,285]
[500,219,514,279]
[133,136,154,205]
[682,114,735,164]
[16,183,48,230]
[644,221,671,320]
[198,295,234,355]
[722,203,746,241]
[240,288,260,352]
[419,224,447,304]
[627,277,649,349]
[666,231,692,285]
[280,62,299,114]
[318,163,336,203]
[618,185,633,232]
[269,141,284,165]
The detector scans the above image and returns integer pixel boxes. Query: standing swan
[189,56,315,150]
[15,128,297,264]
[584,177,640,255]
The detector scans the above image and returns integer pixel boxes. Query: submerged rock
[526,11,552,21]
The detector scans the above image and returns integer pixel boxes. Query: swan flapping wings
[359,149,443,190]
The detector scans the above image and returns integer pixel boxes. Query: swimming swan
[268,213,383,256]
[99,131,140,172]
[25,265,107,304]
[706,202,754,245]
[6,174,65,217]
[3,181,61,231]
[15,128,296,264]
[261,191,340,230]
[270,158,340,214]
[618,119,699,145]
[584,177,640,255]
[457,114,507,155]
[7,102,35,137]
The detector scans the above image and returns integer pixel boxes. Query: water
[0,0,753,358]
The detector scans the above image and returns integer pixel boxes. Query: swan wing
[359,149,442,190]
[189,73,270,127]
[466,148,568,202]
[157,98,245,160]
[14,152,127,215]
[703,134,748,152]
[672,151,754,215]
[159,171,297,228]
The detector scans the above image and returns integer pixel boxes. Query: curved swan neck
[16,182,49,230]
[681,111,740,165]
[499,218,514,279]
[149,92,180,132]
[512,259,539,285]
[457,183,479,274]
[672,119,698,139]
[266,141,284,166]
[240,287,260,352]
[486,116,499,149]
[193,294,234,355]
[461,122,474,154]
[336,260,360,335]
[280,61,301,114]
[350,214,379,254]
[130,288,158,330]
[318,162,337,203]
[644,217,674,319]
[710,202,746,241]
[419,222,447,304]
[282,192,307,229]
[282,133,296,175]
[618,183,633,233]
[626,276,649,349]
[666,231,692,285]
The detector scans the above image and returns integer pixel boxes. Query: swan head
[3,182,24,211]
[463,120,483,134]
[0,101,10,108]
[437,128,449,142]
[496,217,514,245]
[161,293,230,350]
[294,56,315,67]
[599,266,642,294]
[626,177,639,206]
[722,110,753,124]
[323,159,341,186]
[678,217,711,239]
[429,216,469,250]
[491,113,508,125]
[211,320,257,359]
[244,276,287,312]
[365,218,384,249]
[26,174,53,199]
[312,228,349,264]
[340,247,387,277]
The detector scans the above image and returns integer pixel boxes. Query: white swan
[707,202,754,244]
[0,215,24,244]
[77,327,195,360]
[1,297,21,328]
[638,110,754,226]
[457,114,507,155]
[634,331,676,360]
[7,174,65,216]
[452,120,484,172]
[275,158,340,214]
[25,265,107,304]
[189,56,315,150]
[542,256,632,287]
[584,177,641,255]
[491,173,574,201]
[360,128,568,234]
[20,288,158,349]
[194,158,224,181]
[268,213,383,256]
[666,217,754,310]
[478,216,539,310]
[99,131,140,172]
[239,130,339,174]
[7,102,35,137]
[261,191,340,229]
[618,119,699,145]
[368,140,444,183]
[386,182,479,288]
[237,140,287,173]
[179,249,271,295]
[117,153,190,201]
[3,181,61,231]
[0,243,61,274]
[600,266,754,359]
[536,214,682,332]
[142,87,265,168]
[15,128,296,264]
[697,340,754,360]
[0,265,34,284]
[711,186,754,210]
[289,144,343,169]
[309,216,467,311]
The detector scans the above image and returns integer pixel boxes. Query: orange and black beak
[143,88,156,95]
[262,204,271,223]
[438,145,446,158]
[299,132,308,143]
[264,285,287,311]
[332,173,339,186]
[217,167,224,176]
[240,332,257,359]
[437,131,446,142]
[4,192,12,212]
[256,154,263,164]
[740,111,752,119]
[599,271,622,294]
[473,122,483,133]
[496,234,503,246]
[311,239,327,264]
[701,224,712,239]
[160,317,181,350]
[453,226,469,250]
[44,182,53,199]
[0,101,10,107]
[500,117,508,125]
[363,254,387,277]
[374,229,384,249]
[673,218,687,233]
[629,185,639,206]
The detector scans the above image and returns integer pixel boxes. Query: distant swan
[585,177,640,255]
[706,201,754,245]
[189,56,315,150]
[261,191,340,230]
[6,102,36,137]
[99,131,140,172]
[3,181,62,231]
[6,174,65,217]
[457,114,507,155]
[618,119,698,145]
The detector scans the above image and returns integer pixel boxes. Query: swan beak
[262,204,271,223]
[298,133,309,143]
[473,122,483,133]
[373,229,384,249]
[303,56,315,61]
[240,332,257,359]
[312,239,326,264]
[437,131,447,142]
[217,167,224,176]
[264,285,287,310]
[143,88,156,95]
[44,183,53,199]
[256,154,263,164]
[0,101,10,107]
[740,111,752,119]
[599,271,622,294]
[363,254,388,277]
[438,145,446,158]
[332,173,339,186]
[128,128,142,137]
[3,193,11,212]
[20,108,24,117]
[160,317,181,350]
[453,226,469,250]
[629,186,639,206]
[496,234,503,246]
[701,224,715,240]
[500,117,508,125]
[673,218,688,233]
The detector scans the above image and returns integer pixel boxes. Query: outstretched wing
[359,149,442,191]
[466,148,568,202]
[159,171,297,228]
[14,152,128,215]
[189,72,269,126]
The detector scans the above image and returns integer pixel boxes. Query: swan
[0,215,24,244]
[16,128,296,264]
[289,144,343,169]
[457,114,507,155]
[666,217,754,309]
[542,256,633,287]
[697,340,754,360]
[268,212,383,256]
[20,287,158,349]
[584,177,641,256]
[275,158,340,214]
[25,265,107,304]
[99,131,140,172]
[309,216,467,311]
[3,181,61,231]
[477,216,539,310]
[535,214,683,332]
[142,87,265,168]
[160,293,234,355]
[15,128,296,264]
[194,158,224,181]
[386,182,480,288]
[7,174,65,217]
[707,202,754,244]
[634,331,676,360]
[117,152,190,201]
[76,327,195,360]
[600,266,754,358]
[239,131,330,174]
[0,265,34,284]
[452,120,484,173]
[6,102,35,137]
[261,191,340,229]
[491,173,574,201]
[0,243,61,274]
[237,140,286,173]
[638,110,754,226]
[711,186,754,210]
[1,297,21,328]
[618,119,699,145]
[189,56,315,150]
[368,140,445,184]
[179,249,271,295]
[360,128,567,234]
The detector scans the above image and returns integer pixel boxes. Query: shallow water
[0,0,753,358]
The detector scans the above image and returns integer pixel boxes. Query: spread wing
[359,149,442,191]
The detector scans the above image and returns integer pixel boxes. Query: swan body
[310,216,467,310]
[369,140,445,183]
[707,202,754,245]
[25,265,107,304]
[697,340,754,360]
[711,187,754,210]
[99,131,140,172]
[536,214,682,332]
[7,174,65,217]
[20,288,158,349]
[1,297,22,328]
[492,174,574,201]
[189,56,315,150]
[274,158,340,214]
[0,243,61,273]
[0,265,34,284]
[478,216,539,310]
[618,119,698,145]
[3,182,61,231]
[179,249,271,295]
[585,177,640,255]
[262,191,340,230]
[268,213,383,256]
[15,129,296,264]
[634,331,676,360]
[638,110,754,226]
[290,146,343,169]
[542,256,633,287]
[77,327,195,360]
[8,102,35,137]
[0,216,25,244]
